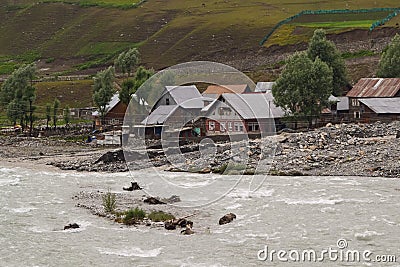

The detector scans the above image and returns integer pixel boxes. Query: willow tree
[53,98,60,129]
[377,34,400,78]
[0,63,36,132]
[119,66,153,105]
[114,48,139,78]
[272,52,333,128]
[307,29,347,96]
[93,66,115,125]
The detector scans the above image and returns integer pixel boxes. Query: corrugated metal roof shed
[347,78,400,97]
[255,82,275,92]
[359,98,400,114]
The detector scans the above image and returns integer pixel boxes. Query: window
[218,107,231,116]
[354,111,361,119]
[228,122,233,131]
[110,118,120,125]
[234,122,241,132]
[351,99,359,107]
[166,98,170,105]
[208,121,215,131]
[220,122,226,132]
[248,122,260,132]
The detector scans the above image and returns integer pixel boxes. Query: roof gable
[141,105,178,125]
[203,84,251,96]
[222,93,284,119]
[92,93,119,116]
[347,78,400,98]
[164,85,202,105]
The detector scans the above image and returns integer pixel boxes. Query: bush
[123,207,146,225]
[148,211,175,222]
[102,189,116,213]
[45,57,55,63]
[213,163,228,174]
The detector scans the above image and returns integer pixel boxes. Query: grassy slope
[34,80,94,111]
[1,0,399,72]
[0,0,399,125]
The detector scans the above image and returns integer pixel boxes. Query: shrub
[45,57,55,63]
[148,211,175,222]
[102,189,116,213]
[213,163,228,174]
[123,207,146,225]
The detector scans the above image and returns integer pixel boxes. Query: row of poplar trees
[0,64,70,135]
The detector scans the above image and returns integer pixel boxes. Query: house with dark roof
[93,93,127,129]
[197,92,285,137]
[346,78,400,121]
[202,84,251,99]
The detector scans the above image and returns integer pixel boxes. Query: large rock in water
[64,223,80,230]
[219,213,236,225]
[144,197,165,205]
[164,221,176,230]
[123,182,142,191]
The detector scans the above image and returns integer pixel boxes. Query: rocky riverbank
[1,121,399,178]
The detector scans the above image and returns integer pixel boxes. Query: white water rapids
[0,162,399,266]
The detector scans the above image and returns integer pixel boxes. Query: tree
[63,105,71,127]
[119,66,153,105]
[114,48,139,77]
[53,98,60,129]
[25,85,36,136]
[45,104,51,129]
[0,64,36,130]
[272,52,333,128]
[377,34,400,77]
[307,29,347,96]
[93,66,115,125]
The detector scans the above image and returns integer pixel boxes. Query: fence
[260,7,400,46]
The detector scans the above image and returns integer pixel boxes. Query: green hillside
[0,0,399,75]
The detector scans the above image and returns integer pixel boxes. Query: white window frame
[209,121,215,131]
[352,99,359,107]
[234,122,241,132]
[248,122,259,132]
[220,122,226,132]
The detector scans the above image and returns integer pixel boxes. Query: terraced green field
[0,0,399,74]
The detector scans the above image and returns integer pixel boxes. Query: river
[0,161,399,266]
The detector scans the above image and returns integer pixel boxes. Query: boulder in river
[64,223,80,230]
[164,221,176,230]
[219,213,236,225]
[176,218,193,228]
[123,182,142,191]
[162,195,181,203]
[144,197,165,205]
[181,225,195,235]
